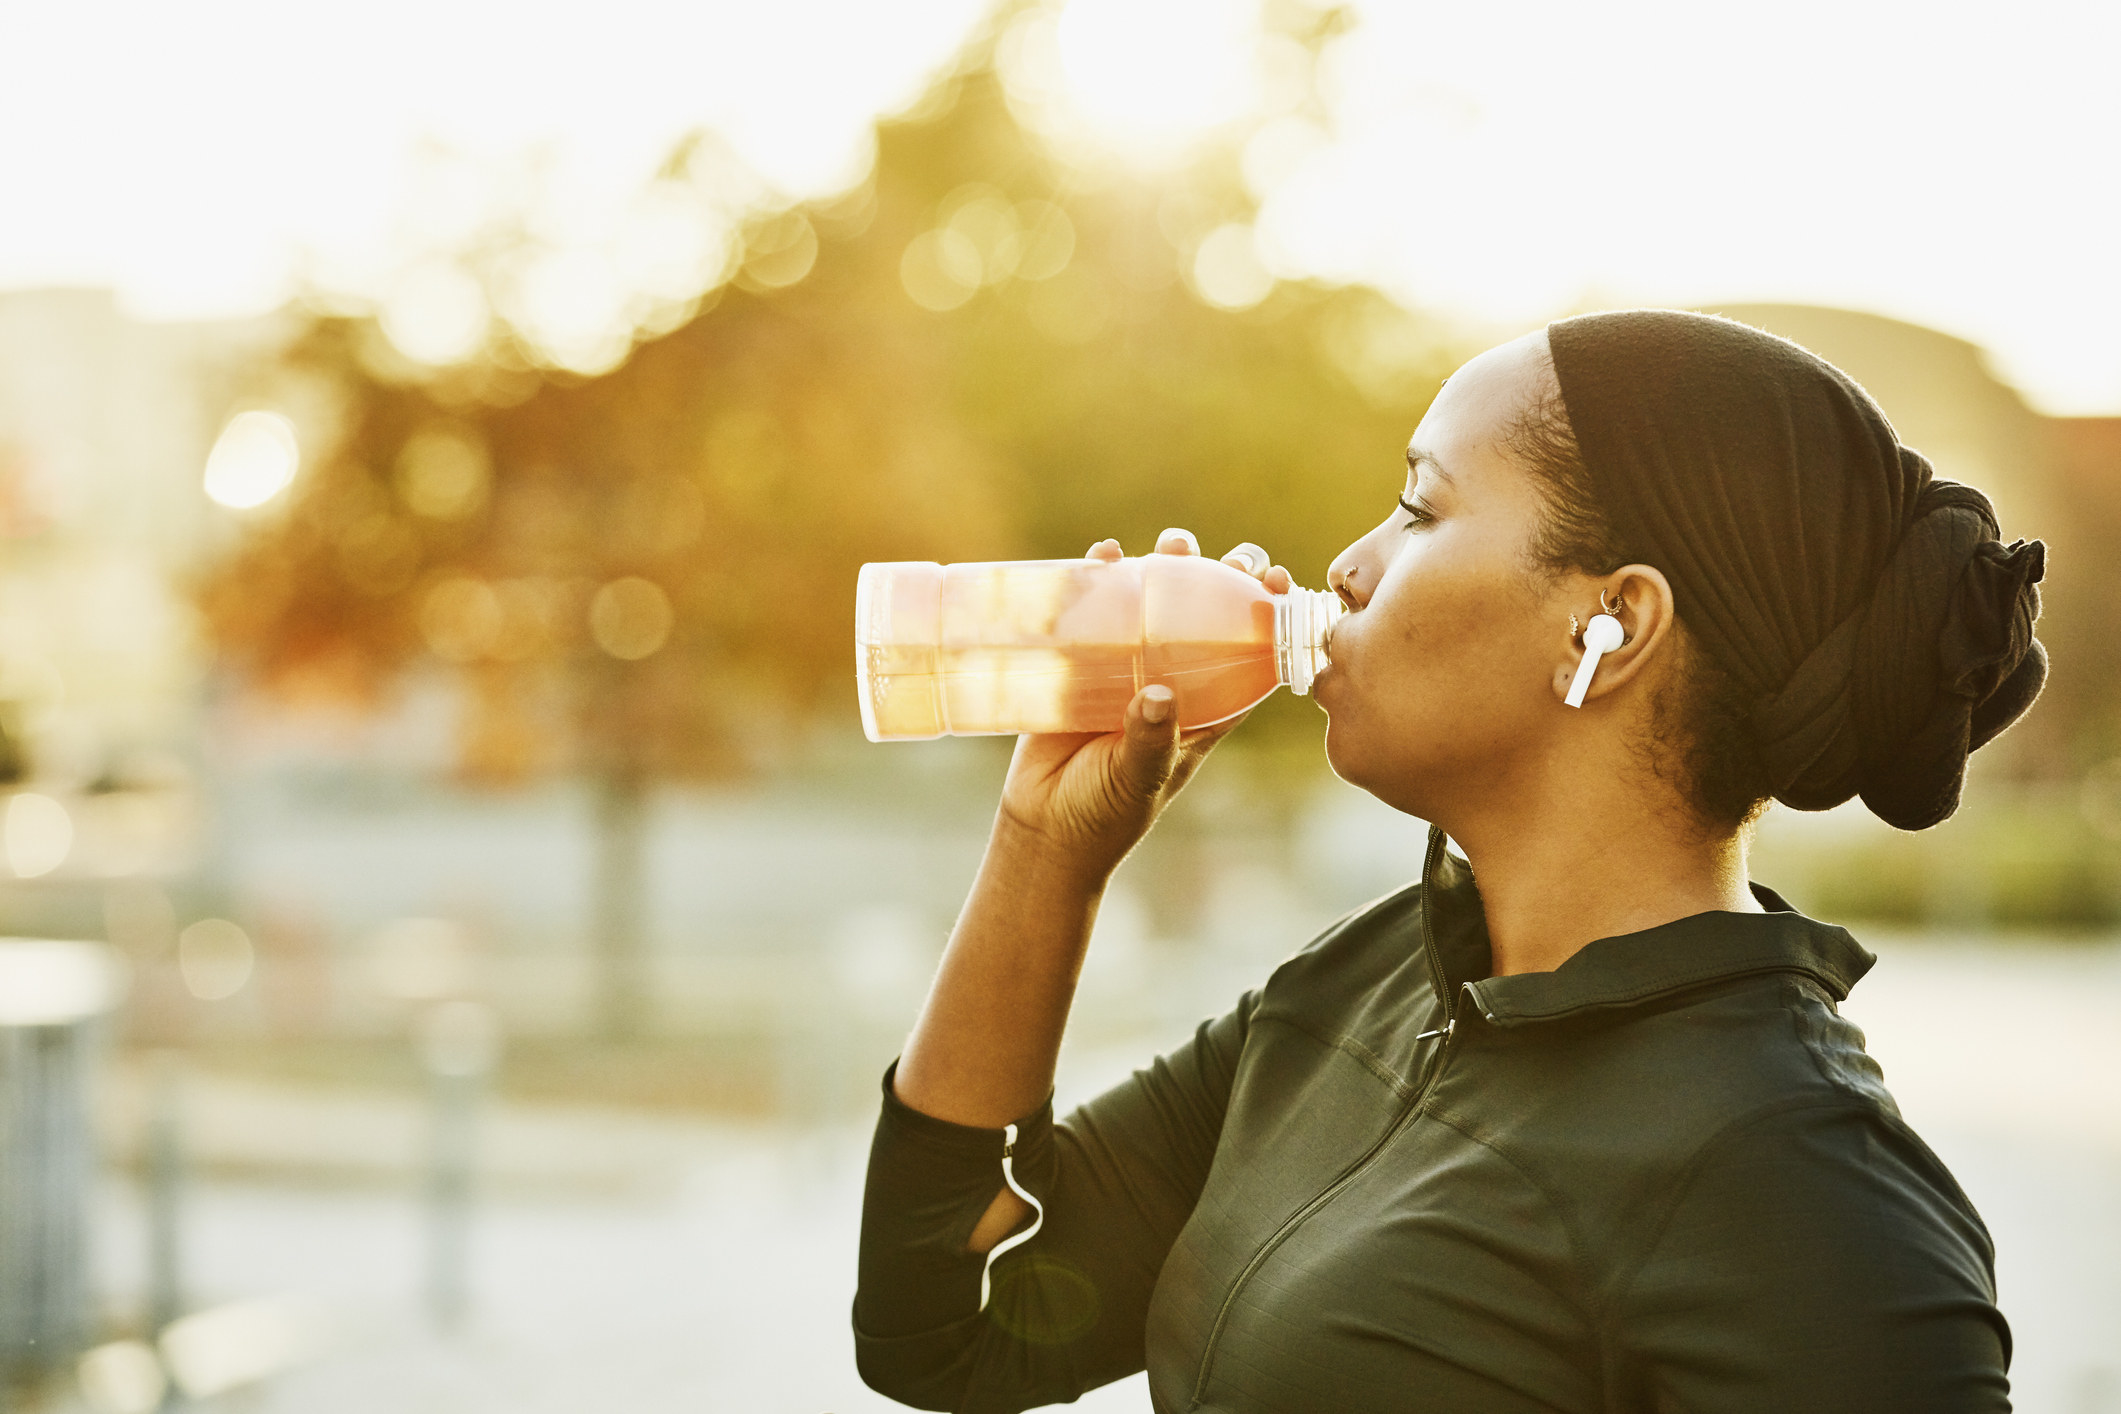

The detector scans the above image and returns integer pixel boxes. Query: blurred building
[0,289,275,777]
[2047,414,2121,758]
[0,291,282,944]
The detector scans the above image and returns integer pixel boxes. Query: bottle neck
[1274,588,1345,695]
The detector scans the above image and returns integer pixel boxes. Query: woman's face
[1314,331,1576,818]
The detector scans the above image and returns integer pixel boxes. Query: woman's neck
[1447,775,1760,979]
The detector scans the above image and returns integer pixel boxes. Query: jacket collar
[1419,826,1875,1027]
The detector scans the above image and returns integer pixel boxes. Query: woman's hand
[995,529,1294,884]
[898,531,1292,1133]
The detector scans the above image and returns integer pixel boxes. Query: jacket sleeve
[1611,1101,2012,1413]
[853,995,1255,1413]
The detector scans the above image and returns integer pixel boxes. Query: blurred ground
[62,932,2121,1414]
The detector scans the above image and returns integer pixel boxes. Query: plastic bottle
[856,555,1343,741]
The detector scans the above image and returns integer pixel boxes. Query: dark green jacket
[855,831,2011,1412]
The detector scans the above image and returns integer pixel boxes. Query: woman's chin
[1319,710,1362,786]
[1319,699,1402,802]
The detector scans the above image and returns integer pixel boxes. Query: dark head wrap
[1545,309,2046,830]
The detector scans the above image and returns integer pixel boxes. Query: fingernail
[1142,687,1173,724]
[1157,528,1200,555]
[1227,542,1268,574]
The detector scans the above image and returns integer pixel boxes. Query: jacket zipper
[1188,833,1465,1406]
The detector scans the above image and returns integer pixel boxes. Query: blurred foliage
[1754,787,2121,931]
[199,50,1457,787]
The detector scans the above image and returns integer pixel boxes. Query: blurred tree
[198,24,1457,1037]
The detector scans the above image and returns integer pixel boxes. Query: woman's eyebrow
[1405,447,1454,487]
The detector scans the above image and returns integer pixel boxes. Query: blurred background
[0,0,2117,1410]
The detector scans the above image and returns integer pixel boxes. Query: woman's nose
[1328,555,1362,610]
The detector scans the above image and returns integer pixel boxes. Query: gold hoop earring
[1600,587,1625,617]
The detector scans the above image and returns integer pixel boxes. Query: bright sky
[3,0,2118,413]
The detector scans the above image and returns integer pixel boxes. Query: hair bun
[1756,476,2046,830]
[1546,309,2048,829]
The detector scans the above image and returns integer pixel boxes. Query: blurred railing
[0,941,124,1388]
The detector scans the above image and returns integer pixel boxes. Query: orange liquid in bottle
[856,557,1339,739]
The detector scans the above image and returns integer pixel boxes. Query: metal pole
[414,1002,498,1334]
[144,1052,184,1338]
[425,1065,476,1332]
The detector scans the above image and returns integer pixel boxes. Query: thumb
[1115,686,1182,802]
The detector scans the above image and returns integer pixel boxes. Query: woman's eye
[1397,494,1433,528]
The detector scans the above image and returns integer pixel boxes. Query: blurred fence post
[414,1002,500,1333]
[0,940,126,1390]
[592,768,649,1041]
[144,1052,185,1339]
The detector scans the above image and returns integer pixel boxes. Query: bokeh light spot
[1190,224,1275,310]
[379,262,490,366]
[740,211,820,289]
[617,185,738,302]
[589,577,673,660]
[940,186,1022,284]
[508,249,633,375]
[160,1296,330,1399]
[367,917,476,1001]
[177,919,254,1001]
[77,1339,167,1414]
[488,578,559,662]
[5,792,74,878]
[0,941,125,1026]
[900,230,983,311]
[203,411,300,510]
[420,576,504,662]
[1242,116,1328,202]
[1007,201,1076,281]
[396,427,491,521]
[1050,0,1260,162]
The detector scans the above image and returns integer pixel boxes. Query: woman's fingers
[1115,686,1183,802]
[1178,714,1242,760]
[1221,544,1293,596]
[1083,532,1285,594]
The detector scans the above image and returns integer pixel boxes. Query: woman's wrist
[988,807,1119,899]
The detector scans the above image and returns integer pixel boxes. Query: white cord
[978,1122,1046,1312]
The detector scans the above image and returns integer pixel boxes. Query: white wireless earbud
[1564,613,1626,708]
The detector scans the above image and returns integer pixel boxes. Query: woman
[853,310,2043,1412]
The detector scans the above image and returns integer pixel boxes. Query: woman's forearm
[893,812,1108,1128]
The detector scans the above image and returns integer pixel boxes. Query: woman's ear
[1549,564,1678,705]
